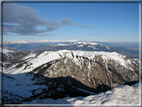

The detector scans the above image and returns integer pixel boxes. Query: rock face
[30,50,139,92]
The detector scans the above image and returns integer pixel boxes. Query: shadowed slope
[3,72,112,104]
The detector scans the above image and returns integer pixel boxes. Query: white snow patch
[54,44,69,46]
[106,46,110,50]
[78,45,83,47]
[23,53,36,60]
[75,42,98,46]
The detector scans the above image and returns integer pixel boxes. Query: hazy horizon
[3,39,140,43]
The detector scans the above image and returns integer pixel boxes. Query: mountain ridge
[3,41,140,59]
[2,43,141,104]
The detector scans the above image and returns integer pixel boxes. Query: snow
[15,40,28,44]
[73,51,134,70]
[74,42,111,51]
[23,53,36,60]
[0,48,14,53]
[3,40,28,44]
[2,48,141,105]
[78,45,83,47]
[75,42,98,46]
[26,80,141,106]
[5,50,135,74]
[54,44,69,46]
[106,46,110,50]
[3,73,47,98]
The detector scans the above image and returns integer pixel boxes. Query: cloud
[36,33,54,36]
[46,19,61,31]
[90,33,94,35]
[3,3,62,36]
[3,24,47,35]
[3,3,94,36]
[81,26,90,28]
[3,3,46,27]
[60,18,74,26]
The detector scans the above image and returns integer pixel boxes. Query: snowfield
[16,80,141,106]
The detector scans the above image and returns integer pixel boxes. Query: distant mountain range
[2,41,140,59]
[3,40,79,44]
[3,40,78,51]
[30,42,113,52]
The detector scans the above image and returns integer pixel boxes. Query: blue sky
[3,2,139,42]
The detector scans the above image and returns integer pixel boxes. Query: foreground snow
[20,80,141,106]
[3,73,47,99]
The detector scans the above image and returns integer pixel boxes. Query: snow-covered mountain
[3,40,139,59]
[2,48,141,104]
[30,42,114,52]
[1,47,30,65]
[26,50,140,88]
[2,40,79,51]
[0,48,14,54]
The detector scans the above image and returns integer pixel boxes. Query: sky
[3,2,139,42]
